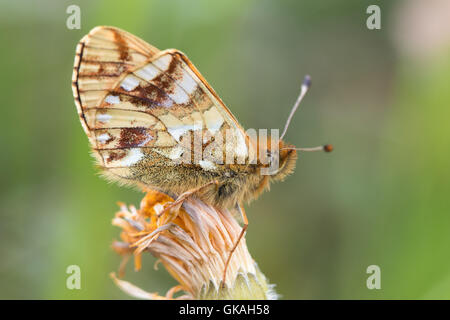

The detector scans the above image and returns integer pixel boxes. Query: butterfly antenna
[280,75,312,140]
[282,144,333,153]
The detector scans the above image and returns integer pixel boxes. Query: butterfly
[72,26,331,282]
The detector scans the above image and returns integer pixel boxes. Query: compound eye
[265,150,275,165]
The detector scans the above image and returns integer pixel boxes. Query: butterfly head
[270,140,298,182]
[271,141,333,180]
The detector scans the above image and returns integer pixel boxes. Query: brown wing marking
[72,26,160,140]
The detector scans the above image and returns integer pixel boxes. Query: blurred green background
[1,0,450,299]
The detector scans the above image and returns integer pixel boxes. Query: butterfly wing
[72,26,251,190]
[72,26,159,136]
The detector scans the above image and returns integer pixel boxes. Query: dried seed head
[111,190,277,300]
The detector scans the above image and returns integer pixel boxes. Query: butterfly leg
[222,203,248,287]
[157,180,219,218]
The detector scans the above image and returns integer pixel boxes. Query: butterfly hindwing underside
[72,26,253,191]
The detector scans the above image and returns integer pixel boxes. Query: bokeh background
[1,0,450,299]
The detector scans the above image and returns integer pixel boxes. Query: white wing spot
[119,148,144,166]
[199,160,217,171]
[97,133,111,143]
[168,123,202,142]
[97,113,112,123]
[204,107,224,134]
[153,146,184,161]
[152,54,172,71]
[105,95,120,104]
[135,63,160,81]
[168,85,190,105]
[178,70,198,94]
[160,113,201,142]
[120,75,140,91]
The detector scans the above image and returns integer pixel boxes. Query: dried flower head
[111,190,277,300]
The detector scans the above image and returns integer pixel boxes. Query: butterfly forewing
[72,26,251,189]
